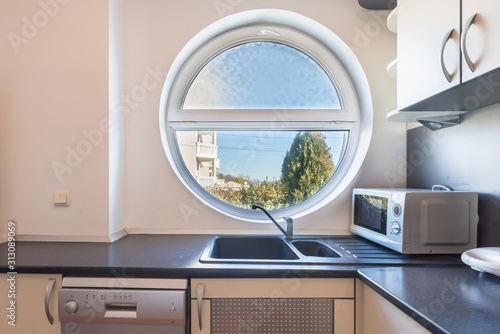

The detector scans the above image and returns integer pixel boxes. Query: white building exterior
[177,131,221,187]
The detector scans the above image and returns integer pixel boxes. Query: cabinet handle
[440,29,455,83]
[45,278,56,325]
[196,283,205,331]
[462,13,478,73]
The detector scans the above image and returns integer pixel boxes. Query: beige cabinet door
[356,279,430,334]
[0,274,62,334]
[190,278,355,334]
[461,0,500,82]
[397,0,461,109]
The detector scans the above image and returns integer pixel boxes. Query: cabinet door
[462,0,500,82]
[191,278,354,334]
[397,0,461,109]
[356,280,430,334]
[0,274,62,334]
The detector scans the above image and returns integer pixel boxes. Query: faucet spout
[252,204,293,239]
[283,217,294,238]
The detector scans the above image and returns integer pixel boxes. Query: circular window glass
[159,9,373,222]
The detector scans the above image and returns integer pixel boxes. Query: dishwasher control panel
[58,278,187,326]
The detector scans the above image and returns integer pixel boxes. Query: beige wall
[0,0,403,241]
[0,0,109,241]
[123,0,403,234]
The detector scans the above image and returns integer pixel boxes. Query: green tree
[207,181,287,210]
[240,181,287,210]
[207,186,243,207]
[281,131,335,204]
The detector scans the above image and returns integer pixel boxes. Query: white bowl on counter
[462,247,500,277]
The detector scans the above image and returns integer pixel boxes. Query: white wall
[0,0,110,241]
[0,0,403,242]
[123,0,404,235]
[109,0,126,237]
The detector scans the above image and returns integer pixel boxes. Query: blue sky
[217,131,347,182]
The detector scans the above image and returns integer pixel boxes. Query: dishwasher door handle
[196,283,205,331]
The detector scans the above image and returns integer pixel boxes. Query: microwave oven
[351,188,478,254]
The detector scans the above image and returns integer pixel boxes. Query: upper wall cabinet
[461,0,500,82]
[390,0,500,126]
[397,0,460,109]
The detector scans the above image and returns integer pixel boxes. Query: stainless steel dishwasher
[58,277,187,334]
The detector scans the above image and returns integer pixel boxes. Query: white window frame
[159,9,373,222]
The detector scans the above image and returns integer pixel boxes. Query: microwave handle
[432,185,453,192]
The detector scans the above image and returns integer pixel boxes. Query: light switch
[54,189,70,207]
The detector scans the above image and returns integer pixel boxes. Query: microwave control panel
[388,192,405,241]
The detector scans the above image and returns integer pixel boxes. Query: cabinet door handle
[45,278,56,325]
[440,29,455,83]
[196,283,205,331]
[462,13,478,73]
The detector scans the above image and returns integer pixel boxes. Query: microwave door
[353,194,388,235]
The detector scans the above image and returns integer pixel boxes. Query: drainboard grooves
[334,238,402,259]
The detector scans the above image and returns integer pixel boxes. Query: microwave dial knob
[391,221,401,235]
[64,300,79,314]
[393,203,402,216]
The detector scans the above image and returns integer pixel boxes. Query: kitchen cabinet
[397,0,461,109]
[392,0,500,124]
[355,279,430,334]
[191,278,355,334]
[461,0,500,82]
[0,274,62,334]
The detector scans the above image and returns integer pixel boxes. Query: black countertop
[1,234,498,334]
[0,234,462,277]
[358,266,500,334]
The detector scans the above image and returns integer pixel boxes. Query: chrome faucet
[252,204,293,239]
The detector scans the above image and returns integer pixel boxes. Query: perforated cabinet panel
[211,298,334,334]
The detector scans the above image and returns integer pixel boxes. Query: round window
[159,9,373,222]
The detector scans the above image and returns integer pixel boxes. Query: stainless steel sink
[199,236,344,264]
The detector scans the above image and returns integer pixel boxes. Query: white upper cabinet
[461,0,500,82]
[397,0,460,109]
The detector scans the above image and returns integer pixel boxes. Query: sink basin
[199,235,463,265]
[201,236,300,262]
[292,240,341,258]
